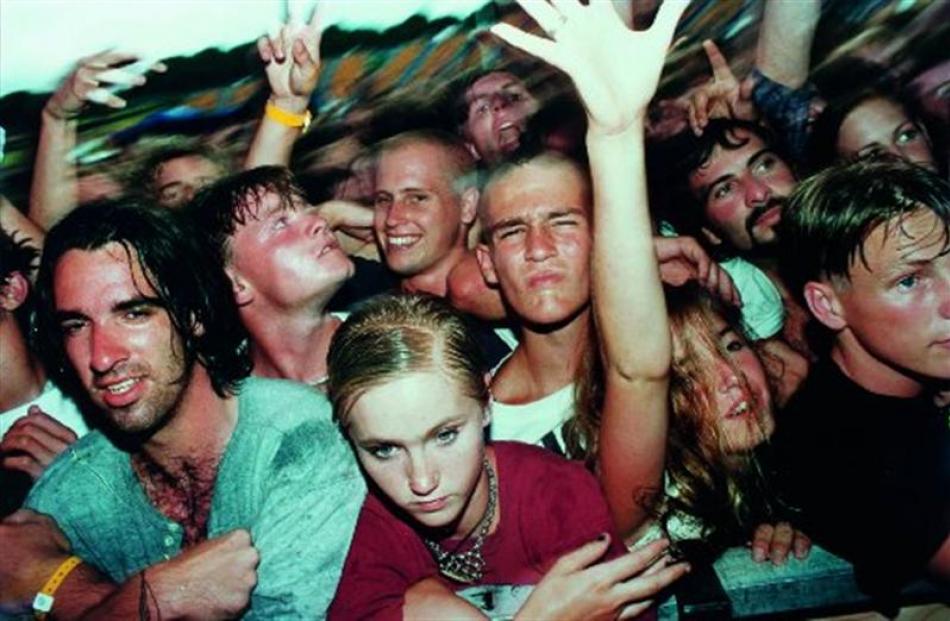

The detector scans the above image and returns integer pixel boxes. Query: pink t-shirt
[328,441,626,620]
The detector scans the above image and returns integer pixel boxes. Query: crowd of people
[0,0,947,618]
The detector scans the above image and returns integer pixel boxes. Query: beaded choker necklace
[423,457,497,583]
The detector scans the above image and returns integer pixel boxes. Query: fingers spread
[490,23,559,67]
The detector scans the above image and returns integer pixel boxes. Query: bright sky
[0,0,491,97]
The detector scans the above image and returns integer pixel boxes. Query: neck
[245,305,340,384]
[831,331,924,398]
[401,246,469,298]
[452,448,496,539]
[140,364,238,473]
[515,307,590,396]
[0,322,46,411]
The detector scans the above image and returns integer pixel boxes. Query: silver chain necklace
[423,457,497,583]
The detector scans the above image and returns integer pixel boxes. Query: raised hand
[654,235,741,306]
[45,51,166,120]
[681,39,757,135]
[491,0,689,135]
[258,2,323,113]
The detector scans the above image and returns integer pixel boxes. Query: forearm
[598,385,667,540]
[244,95,309,169]
[0,195,45,253]
[588,120,669,540]
[28,108,80,230]
[755,0,820,89]
[51,563,153,620]
[588,123,670,380]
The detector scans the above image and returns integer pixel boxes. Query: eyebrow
[469,82,520,103]
[357,415,467,445]
[488,208,586,236]
[158,180,183,193]
[55,296,162,323]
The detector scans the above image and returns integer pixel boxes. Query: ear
[460,187,479,227]
[463,139,481,161]
[700,226,723,247]
[475,244,499,286]
[803,280,846,331]
[225,267,254,306]
[0,272,29,312]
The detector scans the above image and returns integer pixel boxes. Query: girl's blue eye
[369,444,397,460]
[435,428,459,445]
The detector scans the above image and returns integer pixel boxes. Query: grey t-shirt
[27,377,365,619]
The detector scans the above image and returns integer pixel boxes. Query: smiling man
[0,201,363,619]
[774,156,950,596]
[372,130,514,364]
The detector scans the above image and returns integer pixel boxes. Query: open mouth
[99,377,144,408]
[497,122,522,149]
[725,400,751,419]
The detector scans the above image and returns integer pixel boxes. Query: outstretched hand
[46,51,166,120]
[258,2,323,112]
[491,0,688,135]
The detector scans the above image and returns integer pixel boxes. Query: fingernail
[753,548,766,562]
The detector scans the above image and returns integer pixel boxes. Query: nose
[490,92,508,113]
[744,176,771,207]
[89,324,128,375]
[384,198,411,229]
[525,225,556,262]
[937,270,950,319]
[406,450,439,497]
[306,212,330,237]
[716,357,741,394]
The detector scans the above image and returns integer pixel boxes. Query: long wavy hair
[572,284,781,559]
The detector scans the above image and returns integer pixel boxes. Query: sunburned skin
[132,451,223,546]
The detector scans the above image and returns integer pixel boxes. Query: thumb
[552,534,612,573]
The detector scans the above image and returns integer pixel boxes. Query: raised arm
[494,0,682,544]
[29,52,163,230]
[755,0,820,89]
[496,0,682,541]
[244,4,323,169]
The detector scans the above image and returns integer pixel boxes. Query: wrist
[267,95,309,115]
[43,102,81,123]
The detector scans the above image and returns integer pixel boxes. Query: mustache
[745,198,786,239]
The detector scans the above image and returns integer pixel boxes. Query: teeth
[732,401,749,417]
[388,236,417,247]
[107,378,136,394]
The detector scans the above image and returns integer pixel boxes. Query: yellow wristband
[265,101,312,132]
[33,555,82,620]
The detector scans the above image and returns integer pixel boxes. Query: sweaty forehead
[483,158,590,221]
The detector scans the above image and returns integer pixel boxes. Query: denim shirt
[27,377,366,619]
[751,68,821,166]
